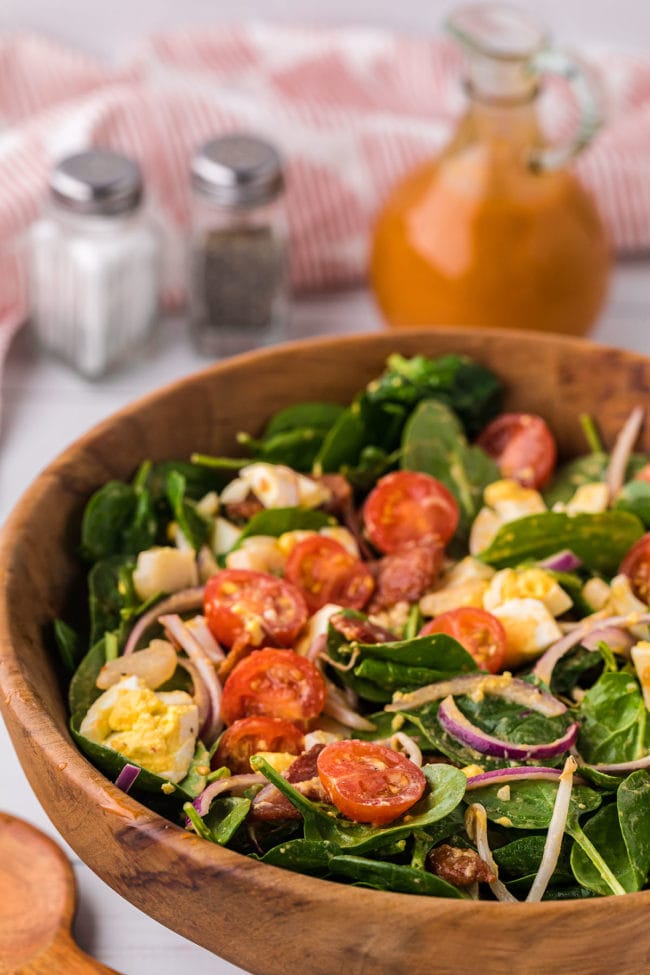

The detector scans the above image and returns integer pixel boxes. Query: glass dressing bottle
[370,4,611,336]
[188,134,289,357]
[29,148,160,378]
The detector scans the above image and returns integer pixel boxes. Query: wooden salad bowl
[2,327,650,975]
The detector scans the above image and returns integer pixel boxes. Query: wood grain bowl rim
[2,326,650,974]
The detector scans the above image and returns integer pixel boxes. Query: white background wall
[1,0,649,59]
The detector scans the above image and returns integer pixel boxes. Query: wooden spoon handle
[22,933,123,974]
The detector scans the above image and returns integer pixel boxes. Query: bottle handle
[528,49,603,172]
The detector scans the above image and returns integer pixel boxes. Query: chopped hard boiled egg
[221,463,331,510]
[469,479,546,555]
[79,675,199,783]
[225,535,286,573]
[251,751,297,774]
[490,597,562,670]
[483,568,572,617]
[631,641,650,711]
[420,580,489,617]
[553,482,609,516]
[133,546,199,601]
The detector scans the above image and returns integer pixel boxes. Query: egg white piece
[80,675,199,783]
[490,597,563,665]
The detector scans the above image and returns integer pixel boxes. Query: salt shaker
[188,134,289,357]
[29,148,160,378]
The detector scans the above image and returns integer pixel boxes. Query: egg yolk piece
[80,675,199,783]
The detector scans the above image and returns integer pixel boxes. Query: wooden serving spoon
[0,812,121,974]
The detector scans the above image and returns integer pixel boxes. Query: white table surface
[0,267,649,973]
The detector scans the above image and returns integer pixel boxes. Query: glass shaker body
[188,135,289,358]
[29,150,160,379]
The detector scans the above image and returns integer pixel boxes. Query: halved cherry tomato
[221,648,326,726]
[284,535,374,613]
[213,716,304,774]
[419,607,507,674]
[362,470,459,554]
[317,739,426,826]
[620,532,650,603]
[204,569,308,650]
[476,412,557,489]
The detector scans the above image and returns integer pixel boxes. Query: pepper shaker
[188,134,289,357]
[29,148,160,379]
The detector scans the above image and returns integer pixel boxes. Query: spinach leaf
[250,757,467,855]
[618,770,650,888]
[261,838,339,875]
[234,402,347,471]
[614,480,650,528]
[80,480,157,563]
[577,671,650,765]
[88,556,137,647]
[570,802,639,895]
[148,460,226,500]
[363,353,502,438]
[325,621,477,704]
[234,507,334,547]
[493,833,574,885]
[165,470,211,552]
[328,854,466,898]
[312,406,366,475]
[68,638,109,723]
[203,796,252,845]
[478,510,644,576]
[467,779,601,830]
[53,618,82,674]
[400,400,499,539]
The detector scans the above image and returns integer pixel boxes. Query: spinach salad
[61,352,650,902]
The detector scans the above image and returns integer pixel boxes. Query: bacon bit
[224,494,265,524]
[367,537,444,613]
[426,844,496,888]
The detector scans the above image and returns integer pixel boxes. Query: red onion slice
[606,406,644,501]
[533,611,650,686]
[466,766,565,790]
[114,763,141,793]
[160,613,223,745]
[123,586,206,656]
[579,626,635,654]
[580,755,650,774]
[190,773,265,821]
[437,695,578,760]
[386,673,566,718]
[538,550,583,572]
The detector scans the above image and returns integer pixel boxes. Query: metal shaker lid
[191,134,285,207]
[50,148,143,215]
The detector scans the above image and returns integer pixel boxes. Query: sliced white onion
[323,679,377,732]
[465,804,518,903]
[387,732,422,767]
[437,696,578,760]
[386,673,566,718]
[123,586,205,656]
[189,773,265,822]
[526,756,577,902]
[185,615,226,663]
[606,406,645,501]
[159,613,223,745]
[176,657,210,737]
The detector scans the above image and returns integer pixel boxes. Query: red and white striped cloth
[1,24,650,368]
